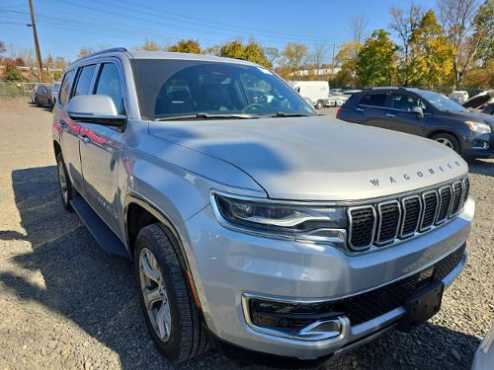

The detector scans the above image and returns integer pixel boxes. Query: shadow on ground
[0,165,481,370]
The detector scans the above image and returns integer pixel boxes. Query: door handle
[385,113,396,118]
[78,135,90,144]
[355,107,364,112]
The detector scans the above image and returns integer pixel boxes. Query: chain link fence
[0,82,38,98]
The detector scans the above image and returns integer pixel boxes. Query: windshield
[131,59,315,120]
[416,90,467,113]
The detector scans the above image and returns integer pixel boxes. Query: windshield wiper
[267,112,313,118]
[155,112,260,121]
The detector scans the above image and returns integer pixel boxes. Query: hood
[149,116,468,201]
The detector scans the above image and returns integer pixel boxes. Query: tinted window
[360,93,387,107]
[59,70,76,105]
[390,93,426,111]
[415,90,467,113]
[74,65,96,96]
[95,63,125,115]
[131,59,315,120]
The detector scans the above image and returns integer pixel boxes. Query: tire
[430,133,461,154]
[55,153,73,211]
[134,224,210,364]
[34,96,40,106]
[315,101,323,110]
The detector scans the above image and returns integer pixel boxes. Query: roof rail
[86,47,128,57]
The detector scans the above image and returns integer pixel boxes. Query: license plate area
[405,280,444,324]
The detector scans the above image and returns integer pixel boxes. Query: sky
[1,0,436,62]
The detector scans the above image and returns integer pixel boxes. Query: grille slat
[348,178,468,252]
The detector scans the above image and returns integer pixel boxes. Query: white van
[290,81,329,109]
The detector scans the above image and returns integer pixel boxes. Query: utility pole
[28,0,43,81]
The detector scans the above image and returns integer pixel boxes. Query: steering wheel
[242,103,265,114]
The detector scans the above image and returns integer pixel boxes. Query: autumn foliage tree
[355,29,398,87]
[220,40,271,68]
[168,39,201,54]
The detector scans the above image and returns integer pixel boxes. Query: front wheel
[430,133,461,154]
[135,224,210,363]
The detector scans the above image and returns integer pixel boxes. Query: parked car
[290,80,330,109]
[337,87,494,159]
[449,90,469,104]
[328,92,349,106]
[31,83,51,107]
[53,48,473,364]
[464,90,494,115]
[49,82,61,110]
[471,323,494,370]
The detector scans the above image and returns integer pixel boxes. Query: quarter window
[360,93,387,107]
[73,65,97,97]
[59,70,76,105]
[94,63,125,115]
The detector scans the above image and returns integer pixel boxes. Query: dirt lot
[0,99,493,370]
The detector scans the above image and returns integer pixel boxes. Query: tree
[168,39,201,54]
[331,42,361,88]
[77,48,94,58]
[472,0,494,67]
[141,39,160,51]
[437,0,480,87]
[0,41,6,56]
[390,3,423,85]
[408,10,454,89]
[3,59,24,81]
[263,47,280,66]
[281,43,308,68]
[356,29,398,87]
[220,40,271,68]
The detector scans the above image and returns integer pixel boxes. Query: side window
[94,63,125,115]
[359,93,387,107]
[73,65,97,97]
[390,93,423,111]
[59,70,76,106]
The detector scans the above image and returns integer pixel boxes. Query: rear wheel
[134,224,210,364]
[431,133,461,154]
[55,153,73,211]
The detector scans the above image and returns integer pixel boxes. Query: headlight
[465,121,491,134]
[212,193,347,245]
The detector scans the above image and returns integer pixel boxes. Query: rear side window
[359,93,387,107]
[94,63,125,115]
[59,70,76,105]
[73,65,97,96]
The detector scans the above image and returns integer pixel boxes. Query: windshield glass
[131,59,315,120]
[416,90,467,113]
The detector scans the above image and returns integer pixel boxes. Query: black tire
[55,153,73,211]
[315,101,323,110]
[34,96,40,106]
[430,133,461,154]
[134,224,210,364]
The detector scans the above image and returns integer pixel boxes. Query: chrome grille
[348,177,469,252]
[376,201,401,245]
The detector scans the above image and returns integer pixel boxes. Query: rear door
[59,65,98,194]
[358,91,393,128]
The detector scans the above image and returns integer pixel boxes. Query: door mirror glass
[67,95,126,127]
[411,106,424,118]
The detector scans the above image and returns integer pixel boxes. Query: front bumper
[463,133,494,158]
[182,198,474,359]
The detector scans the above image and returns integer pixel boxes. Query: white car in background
[449,90,469,104]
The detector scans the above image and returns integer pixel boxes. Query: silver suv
[52,48,474,363]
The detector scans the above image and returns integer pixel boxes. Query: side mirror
[67,95,126,127]
[411,106,424,119]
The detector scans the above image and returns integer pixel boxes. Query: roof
[72,47,258,67]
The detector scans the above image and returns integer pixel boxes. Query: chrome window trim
[400,195,422,238]
[375,200,401,245]
[420,190,439,231]
[347,205,377,251]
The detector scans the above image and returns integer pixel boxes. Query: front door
[79,62,127,234]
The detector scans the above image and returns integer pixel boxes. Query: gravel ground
[0,100,492,370]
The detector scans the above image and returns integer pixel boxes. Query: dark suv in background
[337,87,494,159]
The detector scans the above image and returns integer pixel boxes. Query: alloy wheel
[139,248,172,343]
